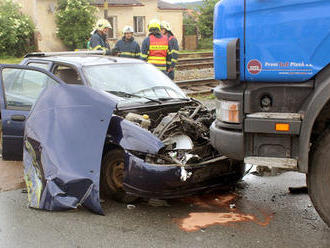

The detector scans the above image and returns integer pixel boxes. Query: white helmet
[122,25,134,34]
[160,21,172,32]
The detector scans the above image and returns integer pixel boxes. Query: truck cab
[211,0,330,226]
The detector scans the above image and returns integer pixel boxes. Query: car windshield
[83,63,187,103]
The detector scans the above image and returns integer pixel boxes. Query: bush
[198,37,213,50]
[56,0,97,50]
[0,0,35,57]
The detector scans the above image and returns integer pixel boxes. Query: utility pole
[104,0,108,19]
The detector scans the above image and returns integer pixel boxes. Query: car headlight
[215,100,240,123]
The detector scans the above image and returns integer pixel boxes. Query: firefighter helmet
[148,19,161,31]
[95,19,112,31]
[160,21,172,32]
[122,25,134,34]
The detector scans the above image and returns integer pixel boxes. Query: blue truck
[211,0,330,226]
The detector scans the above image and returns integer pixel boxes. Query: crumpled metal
[24,84,117,214]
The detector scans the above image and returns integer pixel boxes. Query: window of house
[107,16,117,39]
[133,16,145,34]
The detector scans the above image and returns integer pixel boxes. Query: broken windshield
[83,63,187,101]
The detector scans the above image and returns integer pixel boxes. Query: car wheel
[307,129,330,227]
[229,159,246,183]
[101,149,138,203]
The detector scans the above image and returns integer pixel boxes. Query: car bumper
[123,152,238,199]
[210,121,244,161]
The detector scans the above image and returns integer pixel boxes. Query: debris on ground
[148,199,170,207]
[271,195,276,202]
[252,166,290,177]
[127,204,136,210]
[229,204,236,209]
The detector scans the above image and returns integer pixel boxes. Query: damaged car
[0,52,245,214]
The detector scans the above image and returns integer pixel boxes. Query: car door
[0,65,59,160]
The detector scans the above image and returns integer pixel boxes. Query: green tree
[183,15,197,35]
[0,0,35,57]
[56,0,97,50]
[197,0,218,38]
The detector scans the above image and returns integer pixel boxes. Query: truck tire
[101,149,138,203]
[308,129,330,226]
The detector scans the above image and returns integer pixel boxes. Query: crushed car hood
[23,84,163,214]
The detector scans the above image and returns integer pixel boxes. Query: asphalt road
[0,170,329,248]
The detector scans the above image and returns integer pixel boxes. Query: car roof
[25,55,145,67]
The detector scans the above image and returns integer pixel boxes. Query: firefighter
[141,19,169,73]
[114,26,141,59]
[161,21,179,80]
[89,19,112,55]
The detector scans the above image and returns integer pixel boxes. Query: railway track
[177,56,214,70]
[179,52,213,59]
[175,78,218,95]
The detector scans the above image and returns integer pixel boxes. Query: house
[14,0,185,52]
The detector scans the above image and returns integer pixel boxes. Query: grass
[198,38,213,50]
[190,93,215,100]
[0,56,23,64]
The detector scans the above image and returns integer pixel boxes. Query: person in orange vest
[161,21,179,80]
[141,19,169,73]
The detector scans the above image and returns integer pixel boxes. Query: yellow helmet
[160,21,172,32]
[95,19,112,31]
[122,25,134,34]
[148,19,161,31]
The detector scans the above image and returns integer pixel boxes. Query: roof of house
[91,0,185,10]
[91,0,143,7]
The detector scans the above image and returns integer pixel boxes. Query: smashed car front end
[24,83,242,214]
[124,153,238,199]
[112,100,244,199]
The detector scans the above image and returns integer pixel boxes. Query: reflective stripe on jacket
[166,34,179,69]
[89,31,110,53]
[114,37,141,59]
[147,34,168,71]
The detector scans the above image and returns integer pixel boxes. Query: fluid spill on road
[173,193,273,232]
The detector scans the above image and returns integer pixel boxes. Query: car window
[28,62,49,70]
[1,68,57,110]
[53,65,82,85]
[83,63,186,101]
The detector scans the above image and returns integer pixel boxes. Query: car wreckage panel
[24,83,117,214]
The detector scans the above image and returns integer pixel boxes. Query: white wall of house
[14,0,183,51]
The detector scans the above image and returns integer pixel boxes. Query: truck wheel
[101,149,138,203]
[308,129,330,226]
